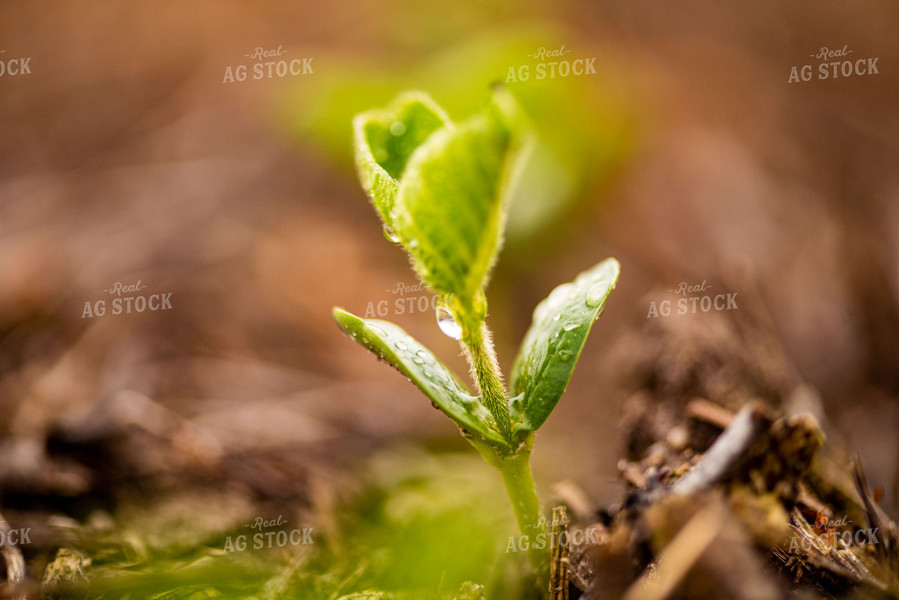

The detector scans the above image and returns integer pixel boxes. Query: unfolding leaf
[332,308,511,449]
[353,93,449,233]
[508,258,620,433]
[393,90,528,300]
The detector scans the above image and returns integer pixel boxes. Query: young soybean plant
[332,88,619,588]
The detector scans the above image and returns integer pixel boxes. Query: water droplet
[585,282,607,308]
[382,225,400,243]
[395,340,408,351]
[412,356,425,365]
[548,284,573,309]
[368,325,387,337]
[557,347,573,361]
[563,320,579,332]
[553,313,561,322]
[533,302,550,323]
[389,121,406,136]
[436,300,463,340]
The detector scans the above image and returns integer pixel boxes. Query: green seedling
[332,88,619,593]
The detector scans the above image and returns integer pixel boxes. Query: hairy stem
[457,295,546,591]
[464,320,512,443]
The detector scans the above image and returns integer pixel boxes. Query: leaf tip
[331,306,361,332]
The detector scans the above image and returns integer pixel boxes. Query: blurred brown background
[1,0,897,542]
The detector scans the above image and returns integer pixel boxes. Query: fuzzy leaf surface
[393,90,525,300]
[508,258,620,433]
[353,93,449,232]
[332,307,512,449]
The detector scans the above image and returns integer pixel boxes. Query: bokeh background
[1,0,897,597]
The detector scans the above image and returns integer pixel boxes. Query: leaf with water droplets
[435,296,463,340]
[392,87,531,300]
[353,93,449,235]
[508,258,619,433]
[332,307,513,449]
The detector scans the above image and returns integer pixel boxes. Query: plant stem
[501,449,546,573]
[474,435,548,592]
[464,320,512,442]
[458,296,547,591]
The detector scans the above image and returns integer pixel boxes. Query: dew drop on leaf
[395,340,408,351]
[585,282,607,308]
[389,121,406,136]
[382,225,400,243]
[562,320,579,332]
[436,300,463,340]
[533,302,550,323]
[548,284,572,310]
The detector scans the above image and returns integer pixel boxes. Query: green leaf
[332,307,512,449]
[508,258,620,433]
[353,93,449,234]
[392,88,529,300]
